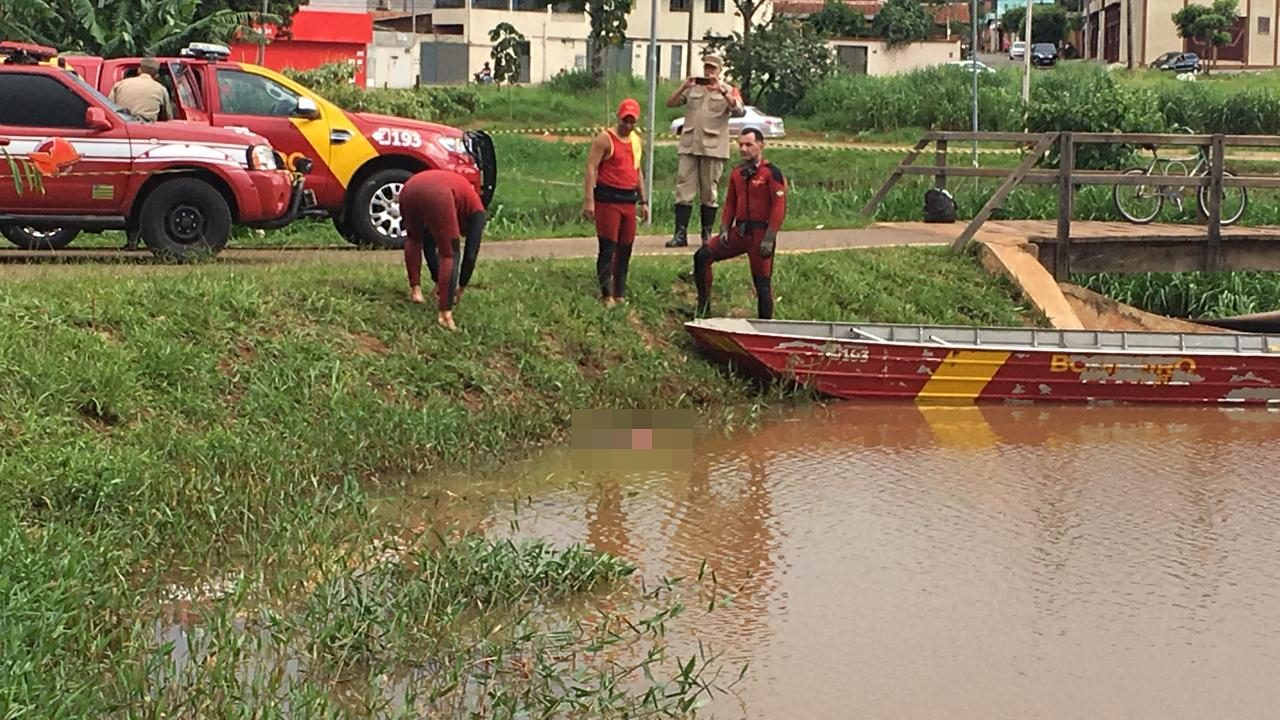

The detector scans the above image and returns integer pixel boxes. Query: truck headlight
[247,144,278,170]
[437,136,466,154]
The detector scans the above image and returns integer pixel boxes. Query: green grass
[1074,271,1280,319]
[466,73,688,132]
[0,247,1031,716]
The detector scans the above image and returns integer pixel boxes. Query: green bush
[544,68,600,94]
[282,63,479,124]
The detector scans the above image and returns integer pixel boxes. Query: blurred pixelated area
[571,409,694,472]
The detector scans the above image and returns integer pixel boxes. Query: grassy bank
[0,247,1030,715]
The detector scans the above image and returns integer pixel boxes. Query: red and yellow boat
[684,318,1280,405]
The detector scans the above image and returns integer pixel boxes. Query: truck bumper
[245,173,311,231]
[464,130,497,208]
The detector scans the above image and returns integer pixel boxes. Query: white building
[367,0,767,86]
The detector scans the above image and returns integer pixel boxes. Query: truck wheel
[138,179,232,261]
[0,225,79,250]
[332,213,359,245]
[349,168,413,250]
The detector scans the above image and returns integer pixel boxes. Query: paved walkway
[0,225,954,274]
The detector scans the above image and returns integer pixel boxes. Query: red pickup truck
[62,43,496,250]
[0,42,307,260]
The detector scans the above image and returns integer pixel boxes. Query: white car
[944,60,995,74]
[1009,41,1026,60]
[669,105,786,138]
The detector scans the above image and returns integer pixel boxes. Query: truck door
[0,70,130,214]
[210,67,339,203]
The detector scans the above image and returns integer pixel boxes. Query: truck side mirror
[293,96,321,120]
[85,107,112,131]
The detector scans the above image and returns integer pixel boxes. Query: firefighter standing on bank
[664,54,744,248]
[583,98,650,307]
[694,128,786,320]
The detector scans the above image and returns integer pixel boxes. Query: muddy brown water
[395,402,1280,720]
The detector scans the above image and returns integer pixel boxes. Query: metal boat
[685,318,1280,405]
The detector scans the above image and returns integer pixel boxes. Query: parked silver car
[669,105,786,138]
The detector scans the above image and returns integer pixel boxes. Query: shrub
[281,63,479,124]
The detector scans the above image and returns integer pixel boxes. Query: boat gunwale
[685,318,1280,359]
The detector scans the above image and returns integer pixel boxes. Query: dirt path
[0,225,953,279]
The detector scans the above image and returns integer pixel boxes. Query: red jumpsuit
[399,169,486,311]
[593,128,641,299]
[694,158,787,319]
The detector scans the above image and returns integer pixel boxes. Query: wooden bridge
[862,131,1280,278]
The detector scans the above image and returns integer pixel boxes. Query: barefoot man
[399,169,487,330]
[584,98,650,307]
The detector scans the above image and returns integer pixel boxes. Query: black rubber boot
[699,204,718,245]
[122,229,141,251]
[694,245,713,316]
[753,274,774,320]
[666,204,692,248]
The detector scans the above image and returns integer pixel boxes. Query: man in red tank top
[584,98,650,307]
[399,169,487,330]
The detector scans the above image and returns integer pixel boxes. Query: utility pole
[646,0,658,226]
[1124,0,1134,68]
[257,0,269,65]
[687,0,695,76]
[971,0,979,166]
[1021,0,1032,103]
[412,0,417,36]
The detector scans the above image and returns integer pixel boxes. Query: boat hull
[685,319,1280,405]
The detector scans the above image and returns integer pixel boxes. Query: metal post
[687,0,695,76]
[412,0,417,35]
[1022,0,1032,104]
[645,0,658,227]
[971,0,979,166]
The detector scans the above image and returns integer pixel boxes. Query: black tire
[1198,170,1248,226]
[332,213,359,245]
[347,168,413,250]
[0,225,79,250]
[138,178,232,261]
[1112,167,1164,224]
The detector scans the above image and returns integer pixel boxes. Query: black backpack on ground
[924,188,957,223]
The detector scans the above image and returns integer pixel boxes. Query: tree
[873,0,932,46]
[726,0,771,105]
[489,22,526,85]
[0,0,267,56]
[806,0,868,38]
[547,0,633,82]
[1173,0,1238,74]
[999,4,1067,44]
[704,19,836,113]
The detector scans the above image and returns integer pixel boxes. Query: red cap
[617,98,640,121]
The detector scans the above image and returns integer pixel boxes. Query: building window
[474,0,509,8]
[435,0,463,8]
[670,0,691,11]
[551,1,581,11]
[705,0,724,12]
[1260,16,1271,34]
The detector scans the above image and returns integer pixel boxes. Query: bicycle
[1111,127,1248,225]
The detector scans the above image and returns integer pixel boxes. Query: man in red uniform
[694,128,786,319]
[399,168,487,330]
[583,98,650,307]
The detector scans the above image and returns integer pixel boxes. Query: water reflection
[409,403,1280,720]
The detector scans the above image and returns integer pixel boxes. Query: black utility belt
[594,184,640,204]
[733,221,770,232]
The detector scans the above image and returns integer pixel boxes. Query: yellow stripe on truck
[917,350,1012,402]
[246,66,378,188]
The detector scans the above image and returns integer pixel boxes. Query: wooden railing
[860,131,1280,276]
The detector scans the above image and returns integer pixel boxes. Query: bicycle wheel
[1113,168,1164,224]
[1198,171,1248,226]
